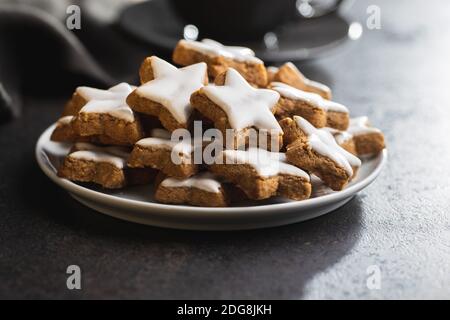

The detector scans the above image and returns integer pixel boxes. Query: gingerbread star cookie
[62,83,135,116]
[126,56,208,132]
[208,147,311,200]
[267,62,332,100]
[270,82,349,130]
[347,117,385,156]
[58,142,155,189]
[51,115,129,145]
[127,128,199,179]
[69,83,144,146]
[173,39,268,87]
[191,68,282,150]
[280,116,361,191]
[155,172,228,207]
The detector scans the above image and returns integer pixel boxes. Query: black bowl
[118,0,354,63]
[168,0,296,41]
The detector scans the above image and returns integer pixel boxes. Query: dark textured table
[1,0,449,299]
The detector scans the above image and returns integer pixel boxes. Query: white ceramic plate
[36,124,387,230]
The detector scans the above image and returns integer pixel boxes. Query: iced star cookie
[270,82,326,127]
[268,62,332,100]
[70,83,145,146]
[208,148,311,200]
[127,128,199,179]
[155,172,228,207]
[348,117,385,156]
[280,116,361,190]
[127,56,208,132]
[191,68,282,150]
[58,143,155,189]
[270,82,349,130]
[173,39,268,87]
[62,83,135,116]
[60,83,143,144]
[51,116,125,145]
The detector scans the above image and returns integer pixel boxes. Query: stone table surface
[1,0,449,299]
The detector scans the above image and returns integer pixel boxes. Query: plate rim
[36,124,387,217]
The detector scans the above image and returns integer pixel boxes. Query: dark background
[1,0,449,299]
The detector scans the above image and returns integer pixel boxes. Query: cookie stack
[52,38,385,207]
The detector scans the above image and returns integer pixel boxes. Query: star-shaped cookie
[173,39,268,86]
[191,68,282,149]
[78,83,136,122]
[208,147,311,200]
[280,116,361,190]
[69,83,144,145]
[126,56,208,131]
[179,39,261,63]
[62,82,134,117]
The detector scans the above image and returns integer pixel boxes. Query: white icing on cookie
[293,116,361,175]
[77,83,132,100]
[69,143,130,168]
[321,127,353,145]
[161,172,222,193]
[57,115,74,125]
[271,82,347,113]
[136,130,193,156]
[348,116,381,136]
[267,66,279,74]
[150,128,172,139]
[69,151,127,168]
[180,39,262,63]
[78,83,136,122]
[73,142,130,158]
[284,62,331,96]
[202,68,281,132]
[136,57,207,124]
[221,147,310,181]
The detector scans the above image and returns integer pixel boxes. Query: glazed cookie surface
[61,83,139,117]
[209,147,311,200]
[127,56,208,132]
[173,39,268,87]
[281,116,361,191]
[70,83,144,146]
[155,172,228,207]
[127,128,199,179]
[270,82,349,130]
[268,62,332,99]
[191,68,282,150]
[58,143,155,189]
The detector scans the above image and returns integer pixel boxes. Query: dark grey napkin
[0,1,150,123]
